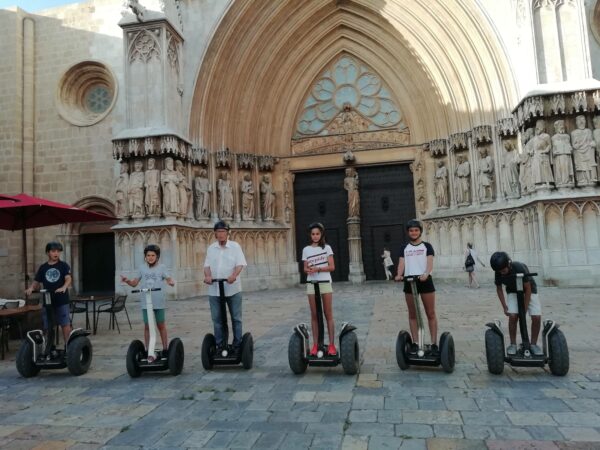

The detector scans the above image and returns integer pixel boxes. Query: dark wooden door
[357,164,415,280]
[293,170,349,282]
[81,233,115,294]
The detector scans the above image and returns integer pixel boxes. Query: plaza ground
[0,280,599,449]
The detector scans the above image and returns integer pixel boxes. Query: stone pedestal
[347,217,365,283]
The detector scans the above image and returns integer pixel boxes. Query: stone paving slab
[0,281,599,449]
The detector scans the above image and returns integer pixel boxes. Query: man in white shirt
[203,221,247,353]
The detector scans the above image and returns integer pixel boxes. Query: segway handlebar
[403,275,426,282]
[210,278,229,283]
[131,288,162,293]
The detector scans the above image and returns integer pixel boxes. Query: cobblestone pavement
[0,280,599,449]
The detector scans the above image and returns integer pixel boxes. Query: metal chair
[70,301,88,327]
[95,295,131,333]
[0,301,21,359]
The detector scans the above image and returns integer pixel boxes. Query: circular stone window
[56,61,117,126]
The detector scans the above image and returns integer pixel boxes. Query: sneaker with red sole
[310,344,318,356]
[327,344,337,356]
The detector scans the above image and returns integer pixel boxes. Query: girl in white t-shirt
[302,222,336,356]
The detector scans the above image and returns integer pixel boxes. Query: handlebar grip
[212,279,228,283]
[131,288,162,293]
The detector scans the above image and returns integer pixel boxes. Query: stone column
[233,155,241,222]
[347,218,365,284]
[209,151,218,221]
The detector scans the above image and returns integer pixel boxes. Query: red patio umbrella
[0,193,116,285]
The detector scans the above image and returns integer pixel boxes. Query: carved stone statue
[260,174,276,220]
[284,191,291,223]
[240,173,255,220]
[501,140,520,198]
[144,157,161,216]
[344,167,360,218]
[128,159,145,218]
[218,171,234,219]
[433,160,449,208]
[478,148,494,201]
[175,160,191,217]
[455,155,471,205]
[531,119,554,188]
[551,120,575,188]
[193,168,211,220]
[161,157,180,216]
[571,115,597,186]
[593,116,600,179]
[519,128,534,195]
[115,161,129,218]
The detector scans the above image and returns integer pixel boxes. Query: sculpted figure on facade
[144,157,161,216]
[433,160,449,208]
[193,168,211,220]
[218,170,234,219]
[454,155,471,205]
[531,119,554,188]
[478,148,494,201]
[551,120,575,187]
[501,141,520,198]
[240,173,255,220]
[115,161,129,218]
[519,128,534,195]
[344,167,360,217]
[128,159,146,218]
[593,116,600,179]
[161,156,180,216]
[175,160,191,217]
[260,174,276,220]
[571,115,598,186]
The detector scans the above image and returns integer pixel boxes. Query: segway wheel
[66,336,93,376]
[126,339,145,378]
[548,328,569,376]
[395,331,411,370]
[241,332,253,370]
[201,333,216,371]
[16,340,40,378]
[167,338,185,376]
[288,332,308,374]
[485,329,505,375]
[340,331,359,375]
[439,332,455,373]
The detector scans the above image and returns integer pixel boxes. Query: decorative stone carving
[115,161,129,218]
[478,148,494,201]
[448,133,468,152]
[550,94,566,115]
[191,147,208,165]
[113,135,194,162]
[433,161,449,208]
[129,29,161,63]
[410,149,427,215]
[455,155,471,206]
[291,129,409,155]
[473,125,493,145]
[144,137,156,155]
[258,155,275,171]
[193,168,211,220]
[144,157,161,216]
[216,148,231,168]
[260,174,276,221]
[593,116,600,179]
[502,140,521,198]
[524,96,544,120]
[571,115,598,186]
[497,117,517,137]
[128,159,146,218]
[217,170,234,219]
[430,139,448,156]
[237,153,255,169]
[344,167,360,218]
[129,138,141,157]
[520,128,535,195]
[593,91,600,111]
[240,173,255,221]
[571,91,587,113]
[127,0,146,21]
[161,156,180,216]
[175,160,191,217]
[531,119,554,188]
[343,148,356,163]
[551,120,575,188]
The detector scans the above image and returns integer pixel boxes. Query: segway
[396,276,455,373]
[201,279,253,370]
[288,281,359,375]
[126,287,184,377]
[16,289,93,377]
[485,272,569,376]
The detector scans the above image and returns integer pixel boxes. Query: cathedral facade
[1,0,600,298]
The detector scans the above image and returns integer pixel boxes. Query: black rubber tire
[16,340,40,378]
[288,332,308,375]
[241,333,253,370]
[395,331,411,370]
[548,329,569,376]
[201,333,216,371]
[439,332,455,373]
[340,331,359,375]
[126,339,145,378]
[485,329,505,375]
[167,338,185,376]
[66,336,93,376]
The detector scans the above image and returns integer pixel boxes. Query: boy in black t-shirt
[490,251,543,356]
[25,242,72,344]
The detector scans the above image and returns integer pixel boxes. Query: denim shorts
[42,304,71,329]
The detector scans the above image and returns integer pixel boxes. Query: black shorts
[403,276,435,294]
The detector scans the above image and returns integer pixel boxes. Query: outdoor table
[73,295,113,335]
[0,304,41,360]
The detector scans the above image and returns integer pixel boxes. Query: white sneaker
[506,344,517,355]
[530,344,543,356]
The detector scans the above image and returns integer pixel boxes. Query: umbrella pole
[22,228,29,288]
